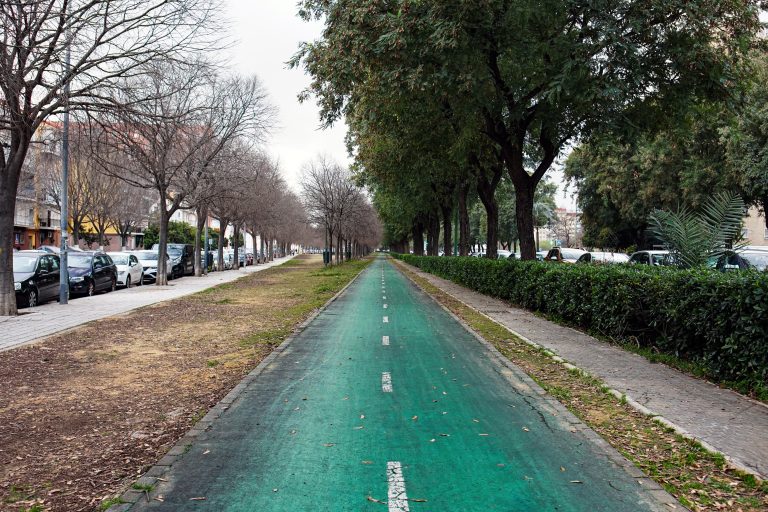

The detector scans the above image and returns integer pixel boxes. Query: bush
[394,254,768,393]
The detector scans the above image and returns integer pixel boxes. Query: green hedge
[394,254,768,393]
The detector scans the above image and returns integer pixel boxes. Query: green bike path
[131,257,674,511]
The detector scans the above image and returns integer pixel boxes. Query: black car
[13,251,61,307]
[153,243,194,277]
[67,251,118,296]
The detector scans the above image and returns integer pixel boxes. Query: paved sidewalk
[400,262,768,479]
[0,256,295,352]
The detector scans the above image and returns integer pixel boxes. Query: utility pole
[59,4,71,305]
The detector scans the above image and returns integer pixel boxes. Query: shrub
[394,254,768,394]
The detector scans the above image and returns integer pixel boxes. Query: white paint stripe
[382,372,393,393]
[382,335,390,346]
[383,304,388,309]
[387,461,409,511]
[383,296,386,300]
[383,316,389,323]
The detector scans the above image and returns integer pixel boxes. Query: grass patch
[98,497,125,511]
[206,359,220,368]
[131,483,154,492]
[394,259,768,512]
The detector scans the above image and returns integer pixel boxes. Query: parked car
[67,251,117,296]
[133,250,172,283]
[13,251,61,307]
[544,247,587,263]
[152,243,194,277]
[628,250,673,266]
[107,252,144,288]
[496,250,513,260]
[710,250,768,272]
[577,252,631,264]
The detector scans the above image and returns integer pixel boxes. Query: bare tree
[110,183,153,249]
[0,0,221,314]
[88,59,275,284]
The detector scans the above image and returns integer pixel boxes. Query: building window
[764,228,768,240]
[14,233,21,244]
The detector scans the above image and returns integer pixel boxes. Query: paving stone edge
[395,259,768,484]
[106,259,371,512]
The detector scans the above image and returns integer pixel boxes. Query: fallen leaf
[353,426,364,430]
[570,480,583,484]
[202,450,210,455]
[190,497,206,501]
[522,427,530,432]
[367,496,386,504]
[323,443,335,447]
[362,460,373,465]
[411,415,418,421]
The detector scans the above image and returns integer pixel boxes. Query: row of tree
[300,156,382,263]
[290,0,763,259]
[0,2,308,315]
[566,52,768,250]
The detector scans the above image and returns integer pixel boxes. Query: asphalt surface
[130,257,674,511]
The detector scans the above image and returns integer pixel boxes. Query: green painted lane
[134,257,670,511]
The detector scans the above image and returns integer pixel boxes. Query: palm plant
[647,191,746,268]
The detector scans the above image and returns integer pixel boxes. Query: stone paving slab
[401,262,768,479]
[0,256,295,352]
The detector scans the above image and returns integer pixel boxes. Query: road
[130,257,674,511]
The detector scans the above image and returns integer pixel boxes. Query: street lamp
[58,5,71,305]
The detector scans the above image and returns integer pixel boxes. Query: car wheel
[125,275,131,288]
[27,288,38,308]
[86,281,95,297]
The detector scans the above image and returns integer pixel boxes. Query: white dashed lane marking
[382,372,393,393]
[383,304,388,309]
[383,316,389,323]
[387,461,409,511]
[382,335,390,346]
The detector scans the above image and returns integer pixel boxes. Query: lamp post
[58,6,71,305]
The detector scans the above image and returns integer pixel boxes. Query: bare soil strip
[0,255,368,512]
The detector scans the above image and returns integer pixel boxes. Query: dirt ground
[0,255,367,512]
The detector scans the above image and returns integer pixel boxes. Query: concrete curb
[394,259,765,484]
[106,259,372,512]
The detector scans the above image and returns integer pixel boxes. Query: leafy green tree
[565,101,740,248]
[293,0,760,259]
[143,221,196,248]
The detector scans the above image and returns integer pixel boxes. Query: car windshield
[110,254,130,265]
[67,253,92,268]
[561,249,583,259]
[13,255,38,273]
[651,254,668,265]
[743,253,768,271]
[136,252,158,262]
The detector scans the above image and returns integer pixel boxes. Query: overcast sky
[223,0,349,193]
[223,0,577,209]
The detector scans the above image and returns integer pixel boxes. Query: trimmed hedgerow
[394,254,768,394]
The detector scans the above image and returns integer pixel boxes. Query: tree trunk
[336,233,342,264]
[232,223,240,270]
[194,206,205,277]
[514,179,537,260]
[427,212,440,256]
[458,181,470,256]
[412,221,424,256]
[218,217,229,271]
[268,238,274,261]
[0,179,20,315]
[441,204,453,256]
[156,205,169,285]
[476,175,500,259]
